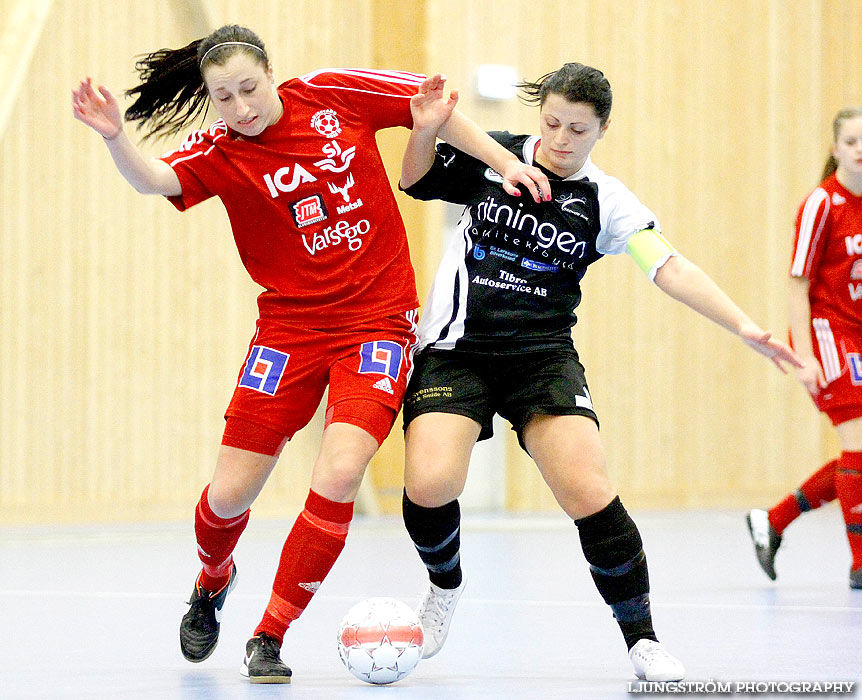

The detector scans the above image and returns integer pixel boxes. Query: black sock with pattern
[575,496,658,650]
[402,489,463,589]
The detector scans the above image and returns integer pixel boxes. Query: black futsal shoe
[850,567,862,590]
[240,633,293,684]
[179,564,237,662]
[746,509,782,580]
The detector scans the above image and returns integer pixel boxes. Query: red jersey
[160,69,423,327]
[791,174,862,328]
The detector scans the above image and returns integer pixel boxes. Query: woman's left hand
[740,323,805,373]
[499,160,552,202]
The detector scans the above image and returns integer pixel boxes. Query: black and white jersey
[403,131,659,353]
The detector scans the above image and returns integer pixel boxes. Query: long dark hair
[124,25,269,140]
[517,63,612,126]
[822,107,862,181]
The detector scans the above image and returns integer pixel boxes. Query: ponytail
[124,39,206,141]
[123,25,269,141]
[821,155,838,181]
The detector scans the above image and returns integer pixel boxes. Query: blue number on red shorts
[848,353,862,385]
[358,340,403,381]
[238,346,289,395]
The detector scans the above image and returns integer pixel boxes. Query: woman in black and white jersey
[396,68,801,682]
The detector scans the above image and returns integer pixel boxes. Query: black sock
[575,496,658,650]
[402,489,463,589]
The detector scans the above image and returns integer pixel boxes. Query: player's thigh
[226,320,330,439]
[836,416,862,451]
[522,413,615,519]
[404,412,482,506]
[326,311,419,436]
[327,310,418,411]
[311,421,383,503]
[812,320,862,435]
[402,349,490,505]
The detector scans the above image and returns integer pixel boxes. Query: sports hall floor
[1,507,859,699]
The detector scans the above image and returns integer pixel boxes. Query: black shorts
[402,347,599,448]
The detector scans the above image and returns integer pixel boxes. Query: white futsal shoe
[629,639,685,681]
[416,577,466,658]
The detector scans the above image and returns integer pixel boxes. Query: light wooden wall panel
[2,0,860,523]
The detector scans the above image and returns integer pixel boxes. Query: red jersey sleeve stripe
[298,68,424,92]
[161,122,228,166]
[792,187,829,277]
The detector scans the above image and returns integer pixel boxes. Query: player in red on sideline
[747,107,862,589]
[72,23,551,683]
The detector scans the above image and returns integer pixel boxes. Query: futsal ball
[337,597,424,685]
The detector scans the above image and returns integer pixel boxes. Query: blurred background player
[397,64,801,682]
[747,107,862,589]
[72,24,550,683]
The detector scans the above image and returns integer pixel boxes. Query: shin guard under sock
[255,490,354,644]
[194,484,250,591]
[402,490,463,589]
[575,496,656,650]
[836,452,862,570]
[769,459,839,534]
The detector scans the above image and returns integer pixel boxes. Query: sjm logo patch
[358,340,403,381]
[239,346,289,395]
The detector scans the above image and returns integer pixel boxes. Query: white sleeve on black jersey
[587,163,661,255]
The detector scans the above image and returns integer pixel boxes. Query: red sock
[836,451,862,570]
[194,484,250,591]
[769,459,838,534]
[255,490,353,644]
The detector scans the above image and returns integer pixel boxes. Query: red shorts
[805,317,862,425]
[222,309,418,453]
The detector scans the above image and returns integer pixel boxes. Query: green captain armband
[626,228,678,282]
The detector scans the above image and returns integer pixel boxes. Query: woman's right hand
[410,73,459,134]
[796,356,827,397]
[72,77,123,140]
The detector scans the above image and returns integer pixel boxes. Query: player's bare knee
[406,484,452,508]
[206,483,252,519]
[405,468,464,507]
[312,459,367,502]
[552,475,615,520]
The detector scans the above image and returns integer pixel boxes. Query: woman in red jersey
[72,24,550,683]
[747,107,862,590]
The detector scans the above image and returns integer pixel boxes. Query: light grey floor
[1,507,860,699]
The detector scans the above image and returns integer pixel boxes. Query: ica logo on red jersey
[845,234,862,256]
[263,164,317,198]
